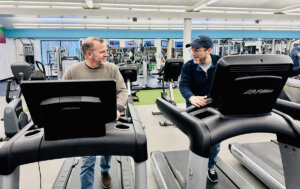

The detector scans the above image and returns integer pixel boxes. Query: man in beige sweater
[63,37,128,189]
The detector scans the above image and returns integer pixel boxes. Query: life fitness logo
[243,89,274,95]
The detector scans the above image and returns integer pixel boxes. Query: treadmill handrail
[156,98,300,157]
[0,118,147,175]
[274,98,300,120]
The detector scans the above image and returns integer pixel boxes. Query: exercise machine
[0,79,147,189]
[3,62,32,139]
[152,58,183,126]
[2,61,46,139]
[151,54,300,189]
[119,65,139,102]
[229,75,300,189]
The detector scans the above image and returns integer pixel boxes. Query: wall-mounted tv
[161,40,167,47]
[175,42,183,48]
[125,41,136,47]
[109,40,120,47]
[144,40,155,47]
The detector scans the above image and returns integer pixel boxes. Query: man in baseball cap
[186,35,214,49]
[179,35,221,183]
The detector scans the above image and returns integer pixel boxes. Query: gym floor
[1,96,299,189]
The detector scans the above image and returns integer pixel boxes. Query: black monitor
[119,66,138,83]
[11,62,33,82]
[209,55,293,115]
[144,40,155,47]
[20,79,116,140]
[175,42,183,48]
[162,58,184,82]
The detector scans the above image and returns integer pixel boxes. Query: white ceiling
[0,0,300,30]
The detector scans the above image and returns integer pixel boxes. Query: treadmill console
[21,79,116,140]
[210,55,293,115]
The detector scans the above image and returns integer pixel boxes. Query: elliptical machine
[2,61,45,139]
[3,62,32,139]
[152,58,183,126]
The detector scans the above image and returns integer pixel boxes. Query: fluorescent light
[170,27,183,30]
[86,26,107,29]
[250,12,274,14]
[0,5,15,8]
[101,7,129,10]
[159,9,185,12]
[63,26,85,29]
[14,25,39,28]
[51,6,82,9]
[285,13,300,15]
[131,8,158,11]
[17,5,49,8]
[151,28,169,30]
[86,24,107,27]
[193,0,219,11]
[225,11,249,14]
[130,27,148,30]
[199,10,224,13]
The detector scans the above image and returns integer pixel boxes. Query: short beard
[200,55,207,64]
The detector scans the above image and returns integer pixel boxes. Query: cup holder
[25,129,42,137]
[115,124,130,130]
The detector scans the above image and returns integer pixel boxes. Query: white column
[183,18,192,63]
[167,39,172,59]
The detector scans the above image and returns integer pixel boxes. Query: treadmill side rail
[134,161,147,189]
[150,151,181,189]
[0,167,19,189]
[230,143,285,189]
[279,142,300,189]
[186,150,209,189]
[216,156,255,189]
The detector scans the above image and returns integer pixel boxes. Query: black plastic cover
[162,58,184,82]
[210,55,293,115]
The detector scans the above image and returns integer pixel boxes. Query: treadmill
[151,55,300,189]
[53,64,143,189]
[0,79,147,189]
[230,76,300,189]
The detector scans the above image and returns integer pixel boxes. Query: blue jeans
[80,155,112,189]
[208,143,220,169]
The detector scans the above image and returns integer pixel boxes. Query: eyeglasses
[189,48,207,53]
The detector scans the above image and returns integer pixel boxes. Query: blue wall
[5,29,300,39]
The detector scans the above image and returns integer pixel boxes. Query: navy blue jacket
[179,54,221,107]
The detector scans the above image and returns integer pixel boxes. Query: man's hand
[189,96,207,107]
[116,110,120,120]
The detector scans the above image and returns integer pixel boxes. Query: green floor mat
[133,89,185,105]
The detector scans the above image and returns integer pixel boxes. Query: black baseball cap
[186,35,213,49]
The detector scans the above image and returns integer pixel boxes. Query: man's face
[191,47,211,63]
[87,41,108,64]
[298,44,300,49]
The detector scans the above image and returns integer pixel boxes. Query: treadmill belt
[59,156,133,189]
[164,150,239,189]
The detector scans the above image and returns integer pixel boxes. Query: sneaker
[207,168,218,183]
[101,172,112,188]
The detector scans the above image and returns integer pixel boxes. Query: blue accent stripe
[5,29,300,39]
